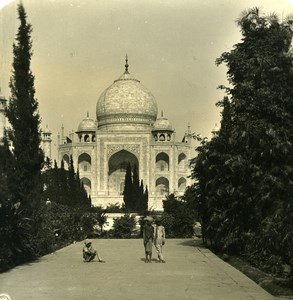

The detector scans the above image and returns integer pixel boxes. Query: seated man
[83,240,105,263]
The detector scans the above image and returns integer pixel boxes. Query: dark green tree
[0,136,15,267]
[112,214,136,238]
[91,206,107,233]
[58,160,69,205]
[41,158,90,209]
[192,8,293,275]
[190,97,237,250]
[123,162,132,211]
[163,194,195,237]
[141,183,149,212]
[0,136,13,203]
[132,164,140,211]
[6,3,43,212]
[68,155,78,206]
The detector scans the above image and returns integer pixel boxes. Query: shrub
[80,212,97,238]
[112,214,136,238]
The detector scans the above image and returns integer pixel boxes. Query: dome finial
[87,111,89,118]
[125,54,129,73]
[161,110,163,117]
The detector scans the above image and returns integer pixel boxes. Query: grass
[219,254,293,297]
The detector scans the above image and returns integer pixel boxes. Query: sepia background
[1,0,292,159]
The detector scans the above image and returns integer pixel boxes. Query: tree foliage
[162,193,196,237]
[123,163,133,209]
[123,163,148,212]
[0,4,90,270]
[6,3,43,212]
[112,214,136,238]
[191,8,293,276]
[41,159,91,208]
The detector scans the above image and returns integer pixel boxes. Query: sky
[1,0,293,160]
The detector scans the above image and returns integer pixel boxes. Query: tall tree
[123,162,132,211]
[68,155,78,206]
[142,185,149,212]
[192,8,293,274]
[58,160,68,205]
[132,164,140,211]
[6,3,43,212]
[0,136,13,203]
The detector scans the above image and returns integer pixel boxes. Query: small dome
[153,113,173,131]
[77,114,96,132]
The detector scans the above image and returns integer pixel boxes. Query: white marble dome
[77,114,96,132]
[96,70,158,129]
[153,114,173,131]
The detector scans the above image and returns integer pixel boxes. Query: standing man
[154,219,166,263]
[143,216,154,263]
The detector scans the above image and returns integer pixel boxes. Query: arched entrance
[108,150,138,196]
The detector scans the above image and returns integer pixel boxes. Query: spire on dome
[125,54,129,74]
[87,111,89,118]
[161,110,164,117]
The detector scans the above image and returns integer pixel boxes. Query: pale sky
[1,0,293,160]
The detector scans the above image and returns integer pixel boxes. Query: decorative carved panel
[107,144,140,158]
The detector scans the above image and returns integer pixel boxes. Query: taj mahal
[57,58,193,210]
[0,58,193,211]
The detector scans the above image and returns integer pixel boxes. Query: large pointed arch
[108,150,139,196]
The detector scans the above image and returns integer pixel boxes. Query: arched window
[156,152,169,171]
[159,134,165,141]
[78,153,91,172]
[178,177,187,193]
[84,134,90,142]
[156,177,169,195]
[178,153,187,171]
[62,154,70,170]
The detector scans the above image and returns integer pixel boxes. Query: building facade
[58,61,192,210]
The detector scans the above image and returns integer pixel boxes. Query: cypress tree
[6,3,43,212]
[0,136,13,205]
[68,155,77,206]
[58,160,68,205]
[137,179,144,212]
[132,164,140,211]
[142,185,149,212]
[123,162,132,211]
